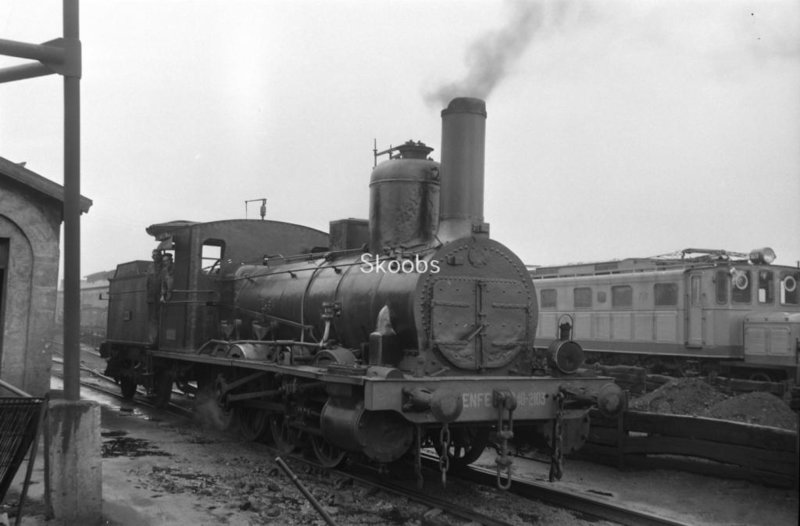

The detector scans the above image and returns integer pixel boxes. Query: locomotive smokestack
[438,97,488,242]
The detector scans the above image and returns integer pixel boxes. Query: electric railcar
[531,248,800,381]
[100,98,624,488]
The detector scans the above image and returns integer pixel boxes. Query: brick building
[0,156,91,396]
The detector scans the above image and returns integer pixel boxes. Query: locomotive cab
[145,219,329,352]
[101,220,328,396]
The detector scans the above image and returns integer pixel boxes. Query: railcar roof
[531,251,795,279]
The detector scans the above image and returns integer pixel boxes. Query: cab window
[731,270,751,304]
[781,271,799,305]
[715,271,729,304]
[757,270,774,304]
[201,240,224,274]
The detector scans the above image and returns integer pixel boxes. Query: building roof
[0,155,92,213]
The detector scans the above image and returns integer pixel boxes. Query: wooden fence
[571,409,798,488]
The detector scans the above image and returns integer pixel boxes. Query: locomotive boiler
[101,98,624,487]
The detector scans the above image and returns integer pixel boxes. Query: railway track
[340,457,693,526]
[54,356,693,526]
[50,355,194,418]
[53,360,523,525]
[442,459,692,526]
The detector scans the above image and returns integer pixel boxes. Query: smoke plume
[424,0,574,107]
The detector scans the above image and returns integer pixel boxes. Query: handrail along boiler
[100,98,624,488]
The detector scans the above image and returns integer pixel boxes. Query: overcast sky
[1,0,799,276]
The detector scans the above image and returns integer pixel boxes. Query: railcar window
[757,271,774,304]
[541,289,556,309]
[201,240,225,274]
[715,271,728,304]
[611,285,632,307]
[654,283,678,306]
[731,270,751,304]
[574,287,592,308]
[780,271,799,305]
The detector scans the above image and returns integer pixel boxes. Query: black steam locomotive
[100,98,624,487]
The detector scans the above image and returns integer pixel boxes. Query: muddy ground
[2,351,797,526]
[3,378,797,526]
[4,394,616,526]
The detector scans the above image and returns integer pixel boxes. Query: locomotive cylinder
[320,399,414,463]
[438,97,487,242]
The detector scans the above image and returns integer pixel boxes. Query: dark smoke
[424,0,573,106]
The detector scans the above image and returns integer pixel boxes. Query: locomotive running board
[150,349,615,423]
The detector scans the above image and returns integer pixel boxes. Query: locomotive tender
[101,98,624,487]
[531,248,800,382]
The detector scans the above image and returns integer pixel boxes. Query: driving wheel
[237,407,269,442]
[435,426,490,467]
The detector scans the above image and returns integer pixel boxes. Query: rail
[572,409,798,488]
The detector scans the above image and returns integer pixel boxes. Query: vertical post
[1,3,102,522]
[62,0,80,401]
[616,410,625,469]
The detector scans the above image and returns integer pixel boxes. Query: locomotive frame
[100,98,624,488]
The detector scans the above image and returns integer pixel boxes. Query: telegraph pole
[62,0,82,402]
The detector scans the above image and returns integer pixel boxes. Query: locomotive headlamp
[749,247,776,265]
[547,340,585,374]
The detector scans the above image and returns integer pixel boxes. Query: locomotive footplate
[148,350,624,423]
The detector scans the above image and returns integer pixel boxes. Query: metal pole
[274,457,337,526]
[0,378,33,397]
[0,62,53,83]
[0,37,65,64]
[62,0,81,401]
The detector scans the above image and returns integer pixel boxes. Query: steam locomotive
[531,248,800,382]
[100,98,624,487]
